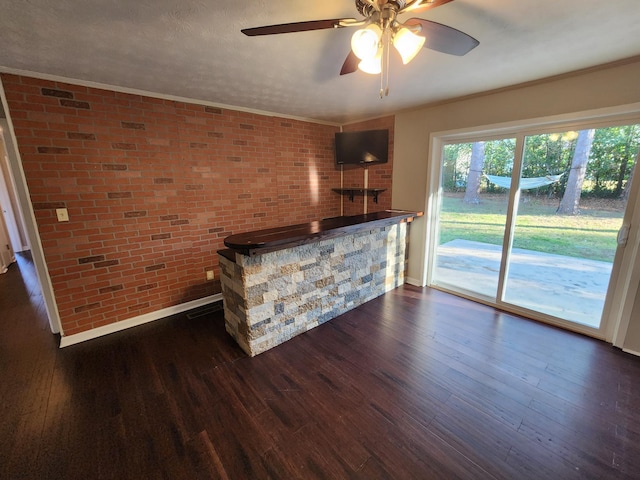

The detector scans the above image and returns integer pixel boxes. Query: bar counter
[218,210,421,356]
[223,210,420,256]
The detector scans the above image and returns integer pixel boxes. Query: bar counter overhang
[218,210,421,356]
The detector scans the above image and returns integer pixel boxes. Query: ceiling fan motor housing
[356,0,407,18]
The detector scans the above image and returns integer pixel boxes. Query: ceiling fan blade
[340,51,359,76]
[405,18,479,56]
[242,18,356,36]
[401,0,455,14]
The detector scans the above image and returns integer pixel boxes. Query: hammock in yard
[484,173,564,190]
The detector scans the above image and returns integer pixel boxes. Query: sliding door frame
[424,104,640,342]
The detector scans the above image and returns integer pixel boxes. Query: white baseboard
[405,276,424,287]
[59,293,223,348]
[622,347,640,357]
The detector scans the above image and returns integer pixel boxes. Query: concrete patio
[433,239,613,328]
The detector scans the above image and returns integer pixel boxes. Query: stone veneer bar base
[219,222,407,356]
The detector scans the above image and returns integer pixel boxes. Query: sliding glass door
[430,123,639,333]
[433,138,515,300]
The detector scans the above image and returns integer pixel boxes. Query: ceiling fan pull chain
[379,28,386,98]
[384,27,391,96]
[379,26,390,98]
[379,37,386,98]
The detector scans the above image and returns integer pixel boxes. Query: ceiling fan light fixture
[392,27,426,64]
[358,50,383,74]
[351,24,382,60]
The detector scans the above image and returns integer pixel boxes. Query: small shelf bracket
[332,188,386,204]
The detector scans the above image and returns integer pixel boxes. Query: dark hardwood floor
[2,252,640,479]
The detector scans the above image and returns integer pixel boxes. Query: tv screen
[335,129,389,166]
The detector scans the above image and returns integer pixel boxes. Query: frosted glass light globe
[351,25,382,61]
[393,27,426,64]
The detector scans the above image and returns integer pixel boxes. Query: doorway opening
[0,111,61,334]
[0,123,26,271]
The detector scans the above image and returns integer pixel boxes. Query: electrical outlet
[206,270,214,281]
[56,208,69,222]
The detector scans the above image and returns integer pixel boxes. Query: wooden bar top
[223,210,422,256]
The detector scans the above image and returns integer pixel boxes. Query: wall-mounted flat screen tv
[335,129,389,166]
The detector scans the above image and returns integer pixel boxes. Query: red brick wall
[2,74,344,335]
[340,116,394,215]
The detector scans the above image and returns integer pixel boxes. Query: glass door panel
[432,138,516,299]
[502,127,638,328]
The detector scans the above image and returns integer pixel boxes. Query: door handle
[617,224,630,246]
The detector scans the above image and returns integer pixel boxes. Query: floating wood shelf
[332,188,386,204]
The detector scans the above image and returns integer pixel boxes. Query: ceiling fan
[241,0,479,96]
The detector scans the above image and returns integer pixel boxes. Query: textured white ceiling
[1,0,640,124]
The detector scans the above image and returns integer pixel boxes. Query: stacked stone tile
[219,223,407,356]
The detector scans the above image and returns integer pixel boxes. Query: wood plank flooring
[2,252,640,479]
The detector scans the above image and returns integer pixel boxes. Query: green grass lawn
[439,194,624,262]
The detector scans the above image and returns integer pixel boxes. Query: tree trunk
[463,141,485,204]
[622,153,638,201]
[616,127,633,196]
[557,129,595,215]
[616,159,627,197]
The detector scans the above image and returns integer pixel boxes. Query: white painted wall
[392,57,640,349]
